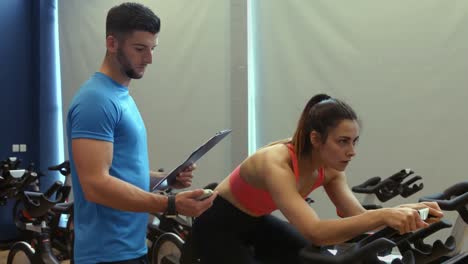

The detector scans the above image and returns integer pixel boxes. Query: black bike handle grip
[44,181,64,198]
[352,177,381,193]
[388,169,413,183]
[419,181,468,223]
[401,175,422,186]
[419,181,467,210]
[48,160,71,176]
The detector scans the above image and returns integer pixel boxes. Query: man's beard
[117,48,143,79]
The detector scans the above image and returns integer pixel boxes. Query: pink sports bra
[229,144,325,215]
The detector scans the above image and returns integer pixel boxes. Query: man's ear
[309,131,321,149]
[106,35,119,53]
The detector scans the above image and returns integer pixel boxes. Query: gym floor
[0,250,8,263]
[0,250,8,262]
[0,250,71,263]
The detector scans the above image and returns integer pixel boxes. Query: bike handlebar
[1,157,21,170]
[300,225,420,263]
[21,181,69,218]
[1,161,71,206]
[300,237,411,264]
[47,160,71,177]
[352,169,423,202]
[352,177,382,194]
[400,176,424,198]
[419,181,468,223]
[0,170,38,204]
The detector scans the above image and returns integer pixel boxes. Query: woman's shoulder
[257,143,290,160]
[239,143,296,188]
[246,143,292,173]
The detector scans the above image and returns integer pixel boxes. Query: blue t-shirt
[66,72,150,263]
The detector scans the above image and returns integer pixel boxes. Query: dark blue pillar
[0,0,64,243]
[0,0,35,244]
[38,0,64,191]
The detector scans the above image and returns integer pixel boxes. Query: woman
[192,94,443,264]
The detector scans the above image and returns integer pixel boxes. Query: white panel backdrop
[253,0,468,247]
[59,0,238,189]
[60,0,467,249]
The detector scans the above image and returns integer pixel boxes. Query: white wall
[59,0,245,189]
[253,0,468,249]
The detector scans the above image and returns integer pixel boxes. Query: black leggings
[192,196,309,264]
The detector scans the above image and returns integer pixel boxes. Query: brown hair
[291,94,358,161]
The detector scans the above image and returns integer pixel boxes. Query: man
[66,3,216,263]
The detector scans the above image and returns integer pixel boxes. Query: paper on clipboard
[151,129,232,191]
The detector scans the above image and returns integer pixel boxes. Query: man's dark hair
[106,2,160,38]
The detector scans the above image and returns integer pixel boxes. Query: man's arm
[72,138,215,216]
[73,138,168,212]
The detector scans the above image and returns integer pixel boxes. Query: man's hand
[150,164,196,190]
[175,188,217,217]
[171,164,196,189]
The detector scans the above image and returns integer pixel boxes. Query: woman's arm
[262,154,427,246]
[323,168,366,217]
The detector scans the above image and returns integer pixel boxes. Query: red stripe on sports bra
[287,144,325,193]
[286,144,300,179]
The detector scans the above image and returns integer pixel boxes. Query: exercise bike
[6,161,74,263]
[1,157,40,206]
[7,181,70,264]
[415,181,468,263]
[46,161,74,262]
[300,180,468,264]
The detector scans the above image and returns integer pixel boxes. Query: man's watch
[165,195,177,218]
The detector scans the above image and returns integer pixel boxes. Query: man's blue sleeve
[69,91,120,143]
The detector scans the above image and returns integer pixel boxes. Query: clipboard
[151,129,232,191]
